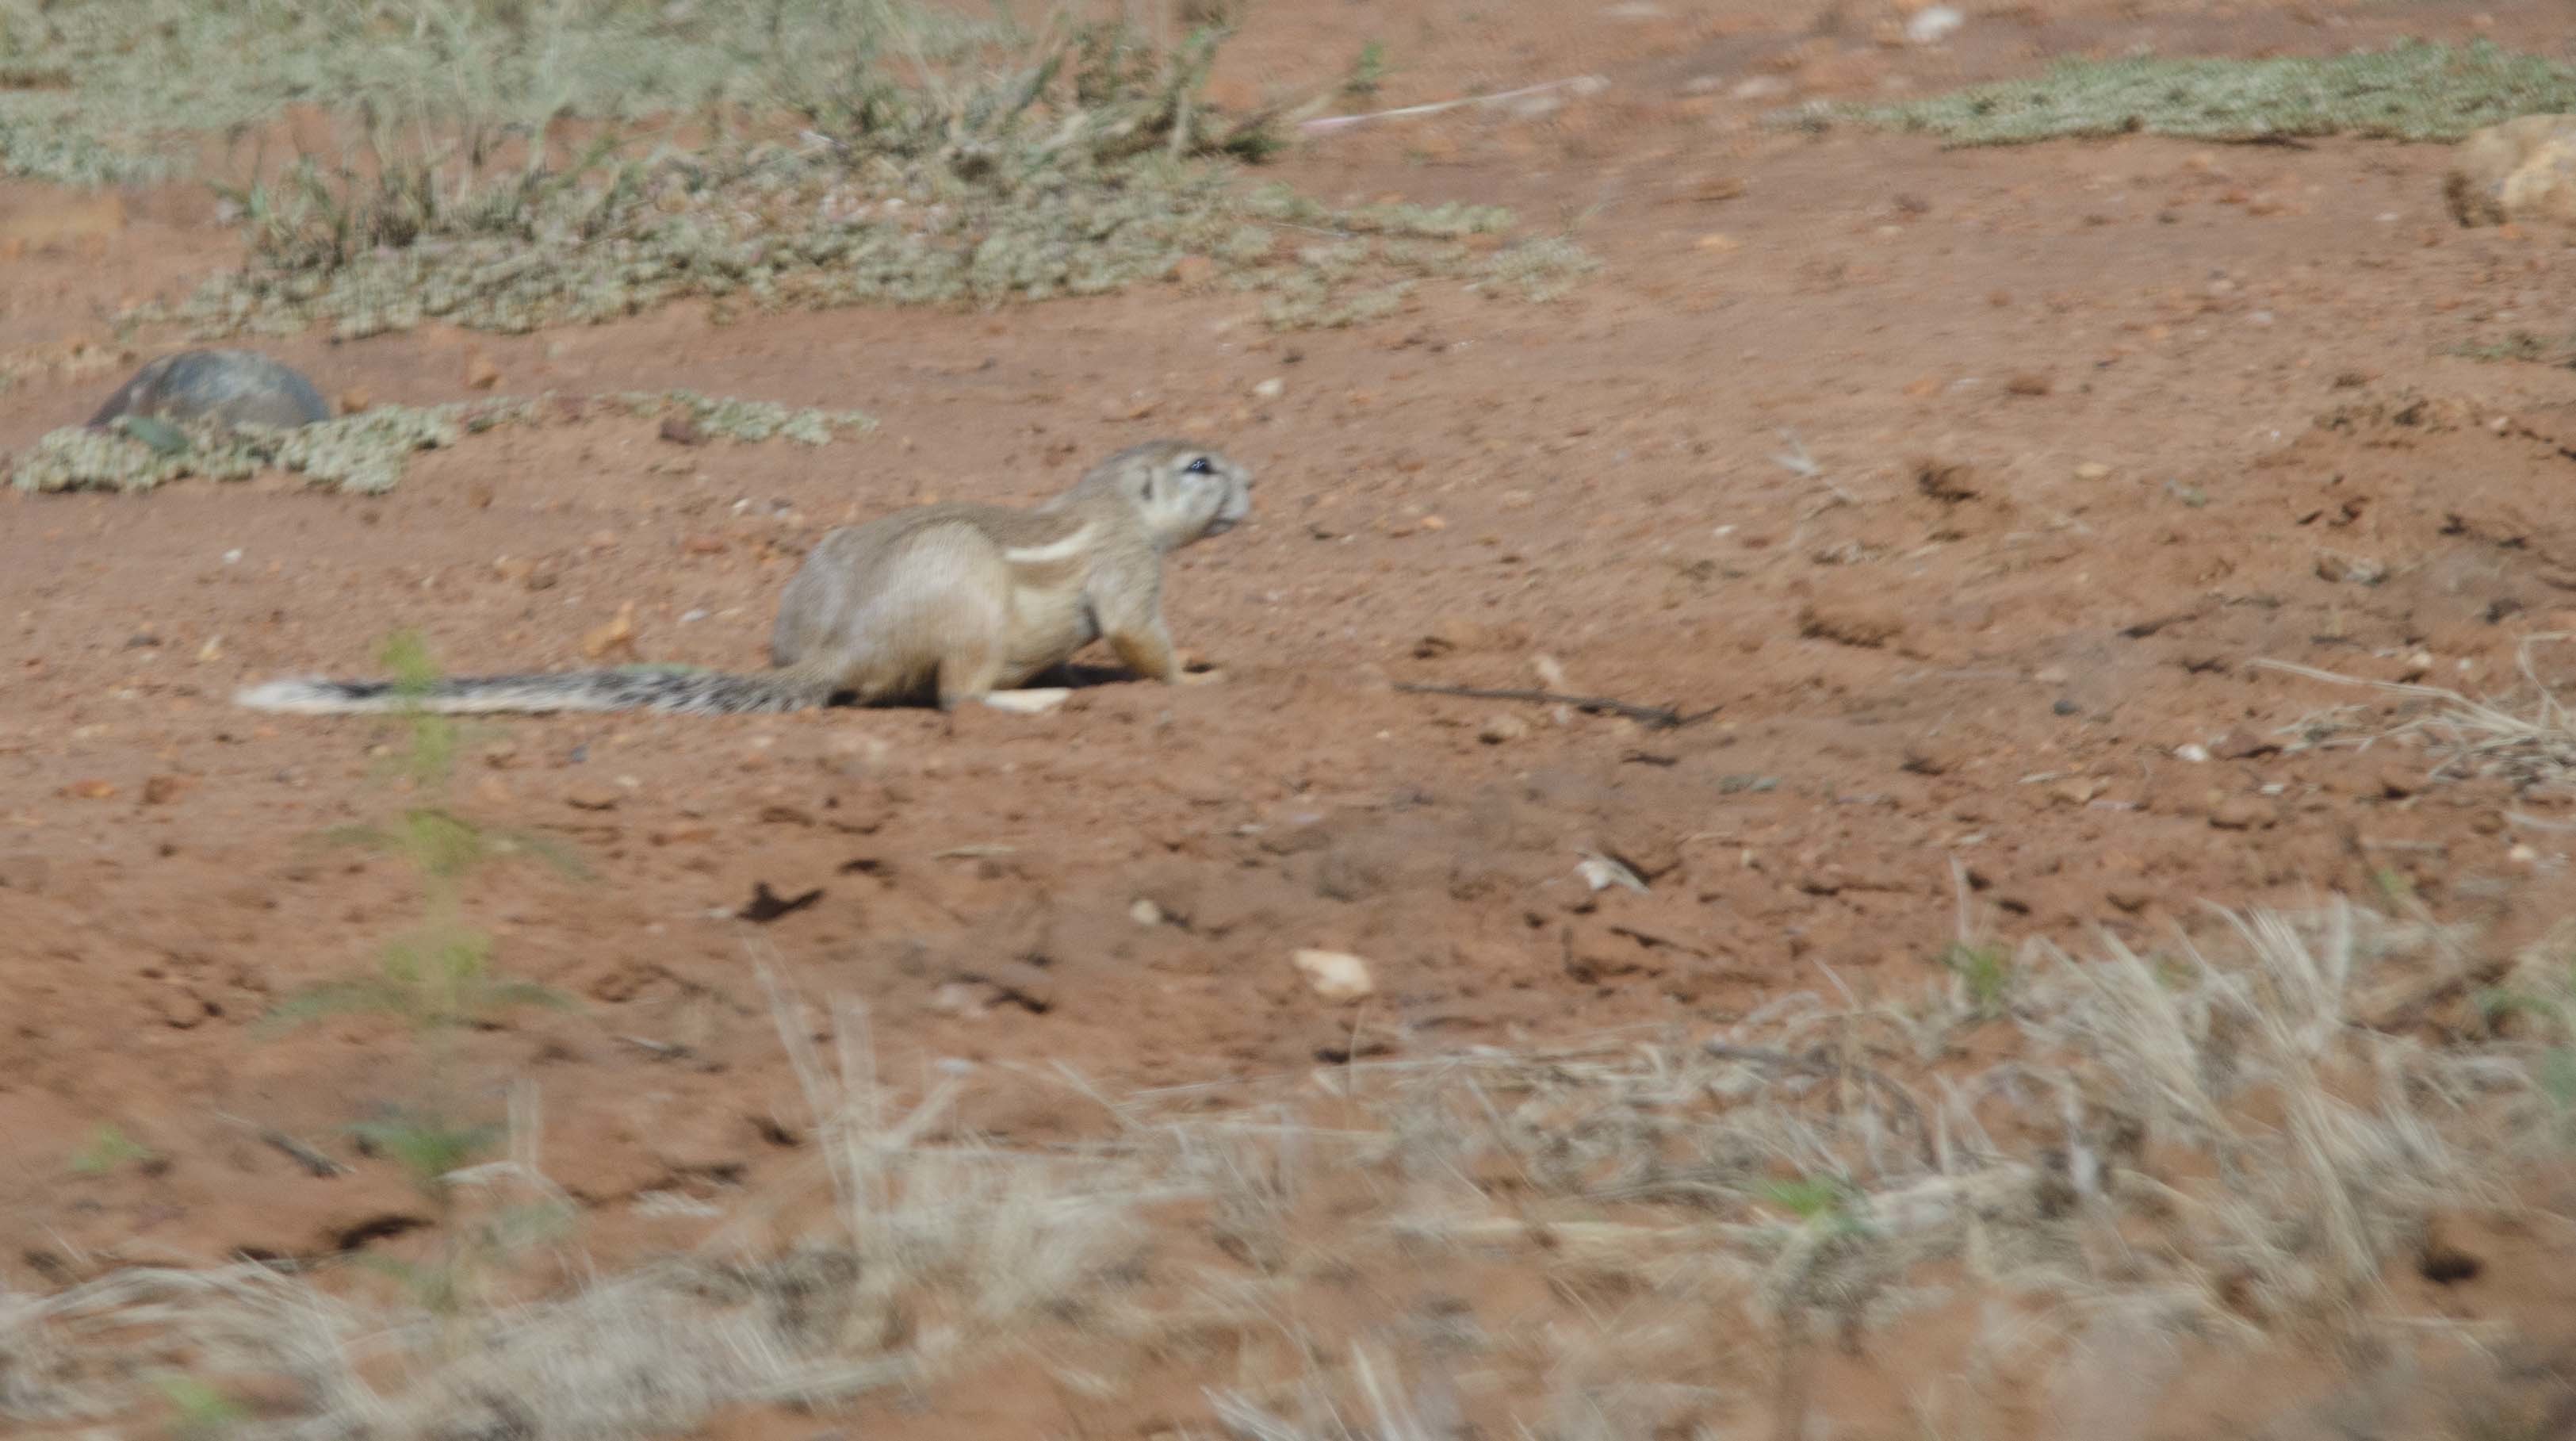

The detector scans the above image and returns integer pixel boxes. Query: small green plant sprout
[266,630,580,1036]
[352,1084,580,1324]
[351,1113,506,1205]
[261,629,584,1025]
[2478,954,2576,1126]
[151,1374,249,1441]
[69,1123,160,1176]
[1835,41,2576,148]
[2446,330,2576,366]
[1756,1173,1873,1240]
[2372,867,2417,906]
[2540,1048,2576,1122]
[1343,40,1389,100]
[259,630,580,1279]
[1939,940,2016,1020]
[262,924,571,1037]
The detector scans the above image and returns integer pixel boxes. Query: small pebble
[2208,797,2268,830]
[1576,854,1649,893]
[2210,730,2280,761]
[1904,5,1964,44]
[1292,949,1375,1002]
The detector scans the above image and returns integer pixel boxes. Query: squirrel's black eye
[1184,456,1214,475]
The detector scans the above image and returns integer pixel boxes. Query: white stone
[1292,949,1376,1002]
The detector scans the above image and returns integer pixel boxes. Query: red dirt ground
[8,0,2576,1435]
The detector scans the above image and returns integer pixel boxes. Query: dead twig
[263,1129,348,1178]
[2254,638,2576,792]
[618,1033,689,1060]
[1299,75,1608,134]
[1608,923,1711,957]
[1394,682,1717,730]
[217,1112,349,1177]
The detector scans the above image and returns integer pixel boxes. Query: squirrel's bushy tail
[234,666,840,716]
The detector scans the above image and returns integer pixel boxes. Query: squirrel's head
[1085,439,1254,551]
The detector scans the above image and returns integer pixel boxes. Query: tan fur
[765,439,1251,707]
[235,440,1253,717]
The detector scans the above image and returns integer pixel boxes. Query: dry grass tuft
[2,901,2565,1437]
[2258,641,2576,808]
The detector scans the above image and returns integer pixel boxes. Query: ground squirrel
[89,349,331,432]
[235,439,1253,717]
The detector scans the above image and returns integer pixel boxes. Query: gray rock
[87,349,331,432]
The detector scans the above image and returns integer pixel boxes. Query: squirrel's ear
[1140,466,1162,506]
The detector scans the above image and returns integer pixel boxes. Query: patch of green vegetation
[151,1375,249,1441]
[266,631,584,1041]
[2479,953,2576,1137]
[2448,330,2576,366]
[68,1124,159,1176]
[1755,1174,1873,1239]
[9,404,480,496]
[0,0,1009,188]
[262,914,572,1038]
[163,105,1588,337]
[1939,940,2017,1020]
[0,95,176,189]
[1827,41,2576,148]
[7,389,871,495]
[617,389,875,444]
[6,2,1594,332]
[148,7,1583,335]
[1343,40,1390,101]
[170,158,1592,339]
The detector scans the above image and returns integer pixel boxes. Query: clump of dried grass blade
[0,902,2556,1437]
[2256,636,2576,805]
[0,964,1180,1438]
